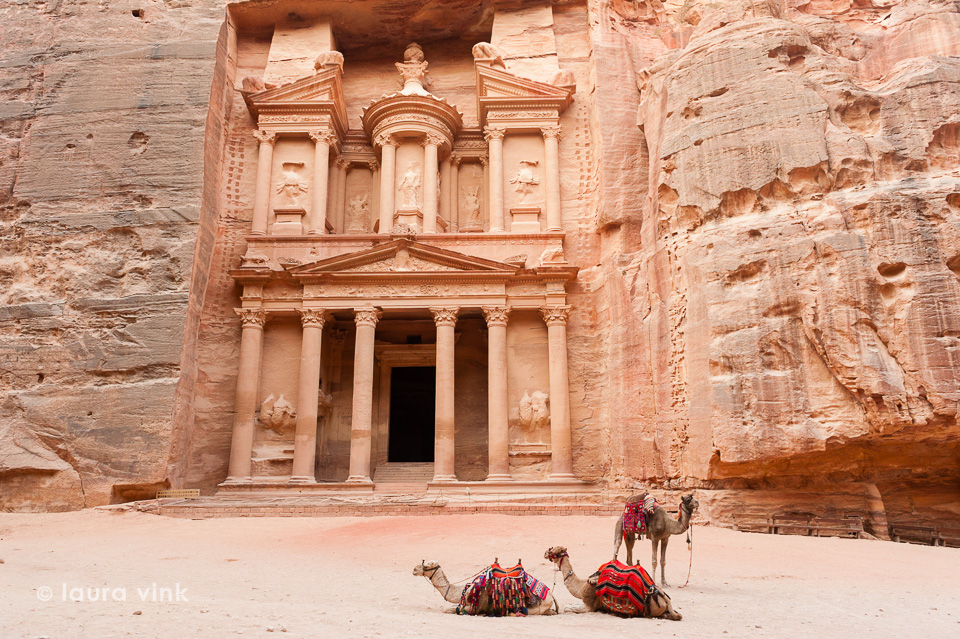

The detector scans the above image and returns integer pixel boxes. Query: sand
[0,510,957,638]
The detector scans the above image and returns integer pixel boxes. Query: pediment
[476,64,574,102]
[245,67,347,131]
[287,240,521,277]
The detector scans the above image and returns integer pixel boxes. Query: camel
[412,561,558,615]
[613,493,699,586]
[543,546,682,620]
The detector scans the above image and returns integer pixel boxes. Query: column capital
[479,154,489,168]
[541,124,563,140]
[299,308,327,328]
[483,126,506,142]
[430,307,460,327]
[540,305,571,326]
[308,129,337,145]
[353,307,381,327]
[422,132,445,148]
[374,133,399,148]
[366,159,380,172]
[253,129,277,145]
[335,157,351,171]
[450,152,462,167]
[481,306,511,327]
[235,307,267,328]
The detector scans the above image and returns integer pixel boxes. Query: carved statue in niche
[509,160,540,204]
[275,162,308,208]
[398,162,422,209]
[259,394,297,433]
[471,42,506,69]
[314,50,344,72]
[396,42,430,96]
[346,193,370,232]
[461,185,481,227]
[518,390,550,443]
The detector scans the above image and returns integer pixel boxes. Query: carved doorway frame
[374,344,437,470]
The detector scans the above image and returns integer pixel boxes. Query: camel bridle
[419,560,439,579]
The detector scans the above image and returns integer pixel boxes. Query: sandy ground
[0,510,958,638]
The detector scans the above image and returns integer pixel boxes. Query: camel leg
[650,538,658,584]
[652,591,682,621]
[660,536,670,587]
[613,517,623,561]
[625,533,635,566]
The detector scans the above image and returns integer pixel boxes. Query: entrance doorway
[388,366,436,462]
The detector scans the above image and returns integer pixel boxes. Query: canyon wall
[1,0,958,528]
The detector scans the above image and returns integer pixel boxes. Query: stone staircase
[372,462,433,493]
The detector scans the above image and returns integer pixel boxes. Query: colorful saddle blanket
[622,496,658,535]
[594,560,658,617]
[457,563,550,616]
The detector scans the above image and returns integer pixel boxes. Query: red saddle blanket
[595,560,657,617]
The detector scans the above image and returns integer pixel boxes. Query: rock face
[1,0,958,529]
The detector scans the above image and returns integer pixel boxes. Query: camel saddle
[457,562,549,616]
[622,494,659,535]
[593,560,659,617]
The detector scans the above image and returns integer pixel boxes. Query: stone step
[373,463,434,483]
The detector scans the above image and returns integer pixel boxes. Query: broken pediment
[476,63,574,127]
[286,240,522,277]
[245,65,348,136]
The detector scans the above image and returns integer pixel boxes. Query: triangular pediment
[287,240,521,276]
[245,67,347,133]
[476,64,573,101]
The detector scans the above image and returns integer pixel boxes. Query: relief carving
[398,163,422,209]
[509,160,540,204]
[346,193,371,233]
[275,162,308,208]
[471,42,506,69]
[259,394,297,433]
[460,185,482,228]
[518,390,550,444]
[314,50,344,71]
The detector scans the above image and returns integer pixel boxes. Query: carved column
[431,307,459,482]
[308,131,335,235]
[422,133,442,233]
[291,309,326,483]
[541,305,574,479]
[482,306,512,481]
[335,158,350,234]
[225,308,267,482]
[368,160,380,233]
[449,154,460,231]
[484,126,506,232]
[439,155,451,227]
[542,125,563,231]
[251,130,276,235]
[347,307,380,483]
[376,134,398,234]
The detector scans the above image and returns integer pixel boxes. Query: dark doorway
[388,366,436,462]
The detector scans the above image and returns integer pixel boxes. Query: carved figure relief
[518,390,550,443]
[539,245,566,265]
[259,394,297,433]
[398,163,422,209]
[275,162,308,208]
[471,42,506,68]
[509,160,540,204]
[346,193,370,232]
[461,185,481,227]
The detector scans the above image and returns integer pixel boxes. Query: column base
[549,473,577,481]
[288,476,317,484]
[221,476,253,485]
[431,474,458,483]
[345,475,373,484]
[485,474,513,482]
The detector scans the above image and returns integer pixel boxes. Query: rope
[678,519,693,588]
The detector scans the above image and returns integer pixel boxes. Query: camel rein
[678,503,694,589]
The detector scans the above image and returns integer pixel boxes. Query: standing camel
[613,493,699,586]
[412,561,558,615]
[543,546,682,620]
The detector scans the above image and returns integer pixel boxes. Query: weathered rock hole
[726,260,767,284]
[64,143,76,149]
[947,255,960,277]
[947,193,960,210]
[37,373,44,383]
[879,283,897,300]
[927,123,960,170]
[693,139,703,146]
[706,87,728,98]
[837,93,882,135]
[877,262,907,279]
[85,133,93,140]
[681,103,702,120]
[719,188,757,217]
[128,131,149,154]
[132,9,144,19]
[748,229,762,238]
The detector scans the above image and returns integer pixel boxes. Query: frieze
[486,111,558,120]
[258,115,329,123]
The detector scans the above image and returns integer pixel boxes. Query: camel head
[544,546,568,564]
[681,494,700,514]
[413,560,440,577]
